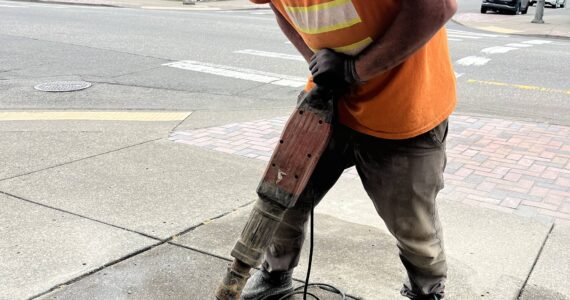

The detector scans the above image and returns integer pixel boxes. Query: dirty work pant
[262,120,449,298]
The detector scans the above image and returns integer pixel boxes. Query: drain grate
[34,81,92,92]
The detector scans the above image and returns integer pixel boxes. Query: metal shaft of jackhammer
[215,197,287,300]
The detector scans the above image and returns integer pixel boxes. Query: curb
[5,0,269,10]
[451,17,570,41]
[6,0,124,7]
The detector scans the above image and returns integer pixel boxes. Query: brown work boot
[240,267,293,300]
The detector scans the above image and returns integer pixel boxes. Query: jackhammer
[215,87,335,300]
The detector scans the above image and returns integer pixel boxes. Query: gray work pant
[262,120,449,299]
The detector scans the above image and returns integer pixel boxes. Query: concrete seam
[165,199,256,240]
[26,241,163,300]
[1,190,162,240]
[516,222,555,299]
[171,110,194,133]
[0,137,163,182]
[167,242,233,263]
[12,198,254,299]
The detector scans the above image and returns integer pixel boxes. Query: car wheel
[481,6,488,13]
[521,1,529,13]
[511,2,521,14]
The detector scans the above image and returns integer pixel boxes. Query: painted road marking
[448,34,482,40]
[0,111,191,122]
[456,56,491,66]
[250,11,273,15]
[467,79,570,95]
[142,6,220,10]
[163,60,306,88]
[523,40,552,45]
[234,49,305,62]
[475,26,521,34]
[481,46,519,54]
[505,43,533,48]
[447,29,509,38]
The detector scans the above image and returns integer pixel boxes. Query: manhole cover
[34,81,92,92]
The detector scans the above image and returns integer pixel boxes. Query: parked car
[481,0,530,14]
[529,0,566,8]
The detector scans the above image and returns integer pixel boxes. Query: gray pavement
[0,114,566,299]
[1,1,570,300]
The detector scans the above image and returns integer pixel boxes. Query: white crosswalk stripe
[456,56,491,66]
[250,10,273,15]
[234,49,305,62]
[446,29,509,42]
[163,60,306,88]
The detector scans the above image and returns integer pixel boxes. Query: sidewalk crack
[0,137,163,182]
[1,190,161,241]
[516,223,555,299]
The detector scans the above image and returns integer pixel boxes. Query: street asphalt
[1,1,569,300]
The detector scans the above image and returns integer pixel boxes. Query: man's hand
[309,49,362,91]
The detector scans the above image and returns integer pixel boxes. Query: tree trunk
[532,0,545,23]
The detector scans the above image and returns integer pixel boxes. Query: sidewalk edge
[450,17,570,41]
[6,0,126,8]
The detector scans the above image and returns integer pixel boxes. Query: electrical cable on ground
[272,197,347,300]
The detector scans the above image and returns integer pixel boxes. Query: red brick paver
[170,115,570,223]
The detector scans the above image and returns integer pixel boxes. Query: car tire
[521,2,529,14]
[510,2,521,14]
[481,6,488,13]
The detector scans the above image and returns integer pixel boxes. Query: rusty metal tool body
[215,87,335,300]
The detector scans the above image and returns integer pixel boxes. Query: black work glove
[309,49,363,92]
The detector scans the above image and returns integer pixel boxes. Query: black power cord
[274,197,347,300]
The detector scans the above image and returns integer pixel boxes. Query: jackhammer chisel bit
[215,87,335,300]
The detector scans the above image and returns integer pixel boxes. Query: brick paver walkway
[170,115,570,224]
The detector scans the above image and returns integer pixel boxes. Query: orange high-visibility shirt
[251,0,457,139]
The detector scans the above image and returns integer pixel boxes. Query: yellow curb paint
[475,26,522,34]
[0,111,192,122]
[467,79,570,95]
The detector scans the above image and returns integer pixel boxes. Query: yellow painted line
[467,79,570,95]
[0,111,192,122]
[475,26,522,34]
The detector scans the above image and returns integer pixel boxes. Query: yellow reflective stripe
[284,0,351,13]
[295,17,361,34]
[332,37,373,55]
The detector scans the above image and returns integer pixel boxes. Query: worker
[242,0,458,299]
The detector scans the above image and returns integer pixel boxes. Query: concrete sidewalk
[454,8,570,39]
[1,107,569,300]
